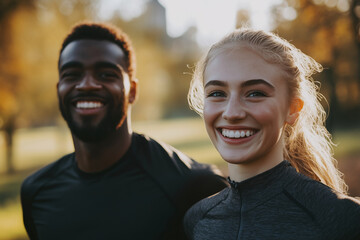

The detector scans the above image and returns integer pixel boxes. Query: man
[20,22,227,240]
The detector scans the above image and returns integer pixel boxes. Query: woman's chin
[222,156,251,165]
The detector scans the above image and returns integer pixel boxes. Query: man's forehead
[59,39,126,68]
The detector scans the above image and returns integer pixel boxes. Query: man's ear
[129,78,138,104]
[286,98,303,125]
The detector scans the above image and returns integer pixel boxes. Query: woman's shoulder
[283,172,360,238]
[284,170,360,209]
[183,187,230,237]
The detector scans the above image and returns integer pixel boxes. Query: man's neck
[72,123,133,173]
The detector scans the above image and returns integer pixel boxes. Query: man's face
[57,39,135,142]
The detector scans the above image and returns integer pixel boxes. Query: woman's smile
[203,44,291,166]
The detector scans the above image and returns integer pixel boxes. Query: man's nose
[222,96,247,121]
[75,74,102,91]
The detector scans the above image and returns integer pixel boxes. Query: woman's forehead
[204,46,286,84]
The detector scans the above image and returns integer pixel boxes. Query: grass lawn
[0,118,359,240]
[333,128,360,158]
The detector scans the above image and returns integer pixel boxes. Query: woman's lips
[217,127,258,144]
[221,128,255,138]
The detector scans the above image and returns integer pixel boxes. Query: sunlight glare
[337,0,350,12]
[98,0,150,21]
[159,0,238,46]
[98,0,285,47]
[282,6,297,21]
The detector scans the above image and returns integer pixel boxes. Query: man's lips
[76,101,104,109]
[71,100,106,116]
[70,96,107,109]
[66,96,108,117]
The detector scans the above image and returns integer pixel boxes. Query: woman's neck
[227,158,283,182]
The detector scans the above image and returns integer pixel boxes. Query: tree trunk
[350,0,360,128]
[324,68,336,134]
[4,119,15,174]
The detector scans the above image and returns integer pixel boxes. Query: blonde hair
[188,28,347,194]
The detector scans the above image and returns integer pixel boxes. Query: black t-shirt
[21,133,227,240]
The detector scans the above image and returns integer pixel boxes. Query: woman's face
[203,45,294,166]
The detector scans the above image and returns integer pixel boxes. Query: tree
[350,0,360,85]
[109,0,201,120]
[0,0,35,173]
[270,0,360,131]
[0,0,95,173]
[0,0,202,173]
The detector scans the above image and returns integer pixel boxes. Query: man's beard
[59,100,128,143]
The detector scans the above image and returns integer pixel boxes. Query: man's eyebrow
[241,79,275,89]
[204,80,227,88]
[59,61,126,73]
[59,61,82,72]
[94,62,123,71]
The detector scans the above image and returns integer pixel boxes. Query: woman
[184,28,360,239]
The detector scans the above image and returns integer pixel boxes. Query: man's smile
[76,101,104,109]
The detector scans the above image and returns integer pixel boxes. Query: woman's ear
[286,98,304,125]
[129,78,138,104]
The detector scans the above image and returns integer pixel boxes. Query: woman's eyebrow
[204,79,275,89]
[241,79,275,89]
[204,80,227,88]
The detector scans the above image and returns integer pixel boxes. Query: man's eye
[99,72,118,79]
[248,91,266,97]
[61,72,81,80]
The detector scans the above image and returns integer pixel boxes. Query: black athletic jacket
[184,161,360,240]
[21,133,227,240]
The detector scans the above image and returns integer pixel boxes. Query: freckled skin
[203,45,296,176]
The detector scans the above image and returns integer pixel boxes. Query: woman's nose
[222,96,246,121]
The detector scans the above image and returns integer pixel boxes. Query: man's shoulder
[21,153,74,196]
[132,132,223,175]
[132,132,228,212]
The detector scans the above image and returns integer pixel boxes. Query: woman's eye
[247,91,266,97]
[207,91,226,98]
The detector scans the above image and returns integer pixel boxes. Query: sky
[98,0,286,47]
[159,0,284,45]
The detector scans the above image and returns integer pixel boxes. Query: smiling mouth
[75,101,104,109]
[220,129,256,139]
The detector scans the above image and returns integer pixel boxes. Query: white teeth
[76,101,103,109]
[221,129,255,139]
[240,131,245,137]
[229,131,235,138]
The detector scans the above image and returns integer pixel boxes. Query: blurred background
[1,0,360,239]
